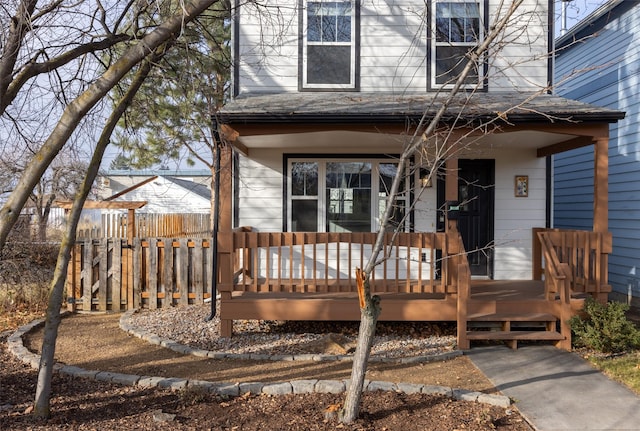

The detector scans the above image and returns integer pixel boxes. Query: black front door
[458,159,494,276]
[445,159,495,277]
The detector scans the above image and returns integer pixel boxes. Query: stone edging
[5,315,512,409]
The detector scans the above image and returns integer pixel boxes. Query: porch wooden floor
[470,280,546,301]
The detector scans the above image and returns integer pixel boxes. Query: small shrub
[0,241,56,331]
[570,297,640,354]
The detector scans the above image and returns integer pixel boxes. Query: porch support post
[219,145,233,232]
[445,157,459,232]
[593,137,609,233]
[217,142,234,336]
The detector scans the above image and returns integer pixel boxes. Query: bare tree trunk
[32,51,162,418]
[0,0,38,113]
[339,0,524,423]
[0,0,219,254]
[340,276,380,423]
[37,216,47,242]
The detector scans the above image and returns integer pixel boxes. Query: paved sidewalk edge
[6,315,512,409]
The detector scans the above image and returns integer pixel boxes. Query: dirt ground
[0,313,533,430]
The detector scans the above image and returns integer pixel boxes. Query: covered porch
[216,92,623,350]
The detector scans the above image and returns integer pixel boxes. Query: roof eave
[220,112,625,126]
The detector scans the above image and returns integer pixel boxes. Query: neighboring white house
[97,169,212,214]
[219,0,623,281]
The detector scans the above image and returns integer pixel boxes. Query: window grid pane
[435,2,480,44]
[291,162,318,196]
[434,1,481,86]
[308,1,352,43]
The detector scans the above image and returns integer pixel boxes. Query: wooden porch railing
[218,231,460,295]
[533,229,612,350]
[537,231,574,350]
[216,230,467,337]
[533,228,612,302]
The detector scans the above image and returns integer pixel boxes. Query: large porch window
[288,158,408,232]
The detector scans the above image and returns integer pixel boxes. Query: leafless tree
[0,0,230,419]
[0,0,222,253]
[339,0,533,422]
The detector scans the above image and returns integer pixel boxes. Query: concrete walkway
[468,345,640,431]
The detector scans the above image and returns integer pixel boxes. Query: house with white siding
[555,0,639,305]
[79,170,213,238]
[97,170,212,214]
[213,0,625,349]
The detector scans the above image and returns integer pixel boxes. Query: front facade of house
[555,0,640,304]
[221,0,621,281]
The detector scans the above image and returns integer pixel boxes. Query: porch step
[467,312,556,322]
[466,312,563,349]
[466,331,564,342]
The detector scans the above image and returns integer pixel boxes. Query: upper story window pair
[300,0,485,91]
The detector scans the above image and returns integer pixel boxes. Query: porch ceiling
[227,128,576,154]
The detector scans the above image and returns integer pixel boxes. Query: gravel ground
[128,303,458,357]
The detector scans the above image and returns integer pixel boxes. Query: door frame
[438,158,495,278]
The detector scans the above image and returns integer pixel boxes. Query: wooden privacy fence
[77,213,211,240]
[67,237,213,311]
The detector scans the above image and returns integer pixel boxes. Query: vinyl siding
[236,151,284,231]
[235,0,549,94]
[492,148,546,279]
[555,3,640,297]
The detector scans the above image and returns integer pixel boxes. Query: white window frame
[302,0,357,90]
[287,158,410,232]
[430,0,484,89]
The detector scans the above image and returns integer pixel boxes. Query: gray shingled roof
[220,92,624,125]
[164,176,211,200]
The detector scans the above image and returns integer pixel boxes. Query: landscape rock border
[6,313,512,409]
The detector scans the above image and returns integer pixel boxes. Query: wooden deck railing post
[456,262,470,350]
[218,231,233,337]
[532,227,544,280]
[557,262,573,351]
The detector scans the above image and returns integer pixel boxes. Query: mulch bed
[2,330,531,430]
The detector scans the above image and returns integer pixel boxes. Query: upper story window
[301,0,358,90]
[430,1,484,89]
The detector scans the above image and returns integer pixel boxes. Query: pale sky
[555,0,610,36]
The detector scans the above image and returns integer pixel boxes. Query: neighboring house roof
[220,91,625,125]
[106,169,211,177]
[164,176,211,201]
